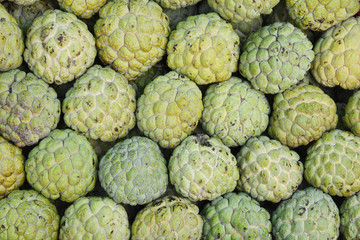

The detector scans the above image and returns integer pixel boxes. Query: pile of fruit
[1,0,360,239]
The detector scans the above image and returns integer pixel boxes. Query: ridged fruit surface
[201,192,272,239]
[94,0,170,81]
[131,195,203,239]
[201,76,270,147]
[168,134,239,201]
[62,65,136,142]
[0,69,61,147]
[305,129,360,197]
[344,90,360,136]
[340,191,360,240]
[25,129,98,202]
[57,0,107,18]
[268,84,338,148]
[99,136,168,206]
[136,71,203,148]
[237,136,303,203]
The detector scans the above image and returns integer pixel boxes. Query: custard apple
[0,190,60,240]
[154,0,200,9]
[94,0,170,81]
[201,192,272,239]
[268,84,338,148]
[59,196,130,240]
[62,65,136,142]
[312,17,360,90]
[239,21,314,94]
[272,187,340,239]
[340,191,360,240]
[344,90,360,136]
[207,0,279,23]
[7,0,39,6]
[286,0,360,31]
[99,136,168,206]
[136,71,203,148]
[0,69,61,147]
[131,195,203,239]
[201,76,270,147]
[0,3,24,72]
[237,136,303,203]
[25,129,98,202]
[305,129,360,197]
[166,12,240,85]
[0,136,25,199]
[168,134,239,201]
[24,9,97,85]
[5,0,56,34]
[57,0,107,18]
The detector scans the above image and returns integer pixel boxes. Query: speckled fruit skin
[57,0,107,18]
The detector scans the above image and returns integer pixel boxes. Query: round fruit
[344,90,360,136]
[57,0,107,18]
[340,191,360,240]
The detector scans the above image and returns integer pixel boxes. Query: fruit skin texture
[237,136,303,203]
[62,65,136,142]
[286,0,360,31]
[168,134,239,201]
[201,192,272,240]
[59,196,130,240]
[5,0,56,34]
[272,187,340,240]
[344,90,360,136]
[136,71,203,148]
[154,0,200,9]
[207,0,279,23]
[305,129,360,197]
[239,22,314,94]
[94,0,170,81]
[166,12,240,85]
[0,3,24,72]
[57,0,107,19]
[268,84,338,148]
[25,129,98,203]
[0,136,25,199]
[340,191,360,240]
[24,9,97,85]
[312,17,360,89]
[201,76,270,147]
[131,195,203,239]
[99,136,168,206]
[7,0,38,6]
[0,189,60,240]
[0,69,61,147]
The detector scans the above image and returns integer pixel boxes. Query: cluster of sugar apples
[1,0,360,239]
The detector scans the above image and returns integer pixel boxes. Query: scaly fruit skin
[305,129,360,197]
[5,0,56,34]
[59,196,130,240]
[237,136,303,203]
[24,9,96,85]
[201,76,270,147]
[57,0,107,18]
[94,0,170,81]
[168,134,239,201]
[25,129,98,203]
[239,22,314,94]
[0,190,60,240]
[62,65,136,142]
[7,0,38,6]
[207,0,279,23]
[201,192,272,240]
[99,136,168,206]
[166,12,240,85]
[268,84,338,148]
[340,191,360,240]
[272,187,340,240]
[286,0,360,31]
[131,195,203,239]
[312,17,360,90]
[0,136,25,199]
[154,0,200,9]
[0,69,61,147]
[344,90,360,136]
[0,3,24,72]
[136,71,203,148]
